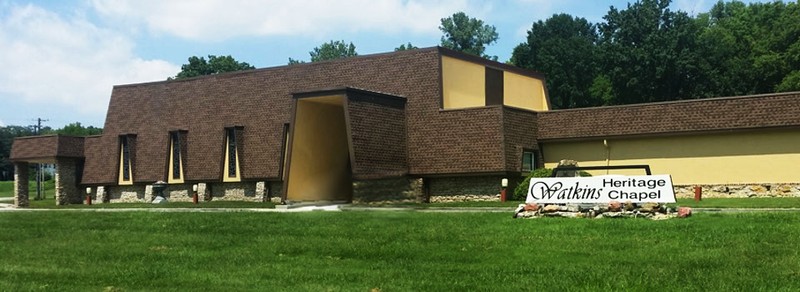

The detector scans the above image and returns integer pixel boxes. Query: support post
[13,162,30,208]
[694,186,702,202]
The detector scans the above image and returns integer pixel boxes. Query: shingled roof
[538,92,800,141]
[10,135,85,162]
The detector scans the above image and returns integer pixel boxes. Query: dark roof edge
[436,47,546,79]
[13,134,86,141]
[539,125,800,142]
[113,47,442,89]
[293,87,407,109]
[542,91,800,114]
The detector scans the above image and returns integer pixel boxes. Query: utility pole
[31,118,49,200]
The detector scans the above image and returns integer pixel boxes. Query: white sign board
[526,175,676,204]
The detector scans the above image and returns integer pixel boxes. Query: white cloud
[0,4,178,121]
[90,0,480,41]
[0,119,5,127]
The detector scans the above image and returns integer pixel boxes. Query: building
[10,47,800,206]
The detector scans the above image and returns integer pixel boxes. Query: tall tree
[53,122,103,136]
[511,14,601,109]
[172,55,254,80]
[597,0,703,105]
[289,40,358,64]
[439,12,499,60]
[696,0,800,95]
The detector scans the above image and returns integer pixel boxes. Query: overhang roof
[538,92,800,141]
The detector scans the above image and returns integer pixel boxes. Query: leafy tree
[172,55,254,80]
[288,40,358,64]
[511,14,601,109]
[394,43,418,51]
[696,0,800,95]
[0,125,34,181]
[439,12,499,60]
[54,122,102,136]
[597,0,703,105]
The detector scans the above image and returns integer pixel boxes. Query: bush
[513,168,552,201]
[512,168,593,201]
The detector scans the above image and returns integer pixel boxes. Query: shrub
[512,168,593,201]
[513,168,552,201]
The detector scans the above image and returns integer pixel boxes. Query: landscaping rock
[608,201,622,212]
[543,205,560,213]
[678,207,692,218]
[524,203,539,212]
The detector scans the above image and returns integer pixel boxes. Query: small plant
[513,168,552,201]
[512,168,593,201]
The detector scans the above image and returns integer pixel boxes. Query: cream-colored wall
[286,95,353,201]
[222,133,241,182]
[442,56,485,109]
[543,130,800,184]
[167,139,184,184]
[503,72,549,111]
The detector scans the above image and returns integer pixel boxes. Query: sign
[526,175,676,204]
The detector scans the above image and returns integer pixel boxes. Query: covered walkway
[10,135,86,207]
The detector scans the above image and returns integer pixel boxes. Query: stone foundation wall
[429,176,502,203]
[675,184,800,198]
[94,181,283,204]
[352,177,423,204]
[209,182,262,202]
[108,185,148,203]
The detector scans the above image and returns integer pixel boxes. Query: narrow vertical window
[122,137,131,180]
[168,131,185,184]
[171,132,181,180]
[227,128,237,177]
[223,127,242,182]
[118,135,134,185]
[522,150,535,172]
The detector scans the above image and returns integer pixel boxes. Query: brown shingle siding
[501,107,539,172]
[538,92,800,141]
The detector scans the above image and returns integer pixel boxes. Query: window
[522,150,535,172]
[118,135,135,185]
[223,127,242,182]
[168,131,185,183]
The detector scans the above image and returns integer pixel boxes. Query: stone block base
[674,184,800,198]
[352,177,423,204]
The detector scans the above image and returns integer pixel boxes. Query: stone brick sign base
[513,202,692,220]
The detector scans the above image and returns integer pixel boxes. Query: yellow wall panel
[503,72,548,111]
[442,56,485,109]
[287,95,352,201]
[543,130,800,184]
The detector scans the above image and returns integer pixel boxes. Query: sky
[0,0,767,129]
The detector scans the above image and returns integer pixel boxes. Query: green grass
[0,211,798,291]
[674,197,800,208]
[0,180,55,198]
[357,197,800,209]
[25,199,275,209]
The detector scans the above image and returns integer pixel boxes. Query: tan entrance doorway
[285,95,352,202]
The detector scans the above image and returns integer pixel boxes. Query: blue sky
[0,0,766,129]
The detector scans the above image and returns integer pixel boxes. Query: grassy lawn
[25,199,275,209]
[1,211,799,291]
[0,180,55,198]
[357,197,800,209]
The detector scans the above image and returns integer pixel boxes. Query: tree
[511,14,601,109]
[288,40,358,64]
[597,0,703,105]
[54,122,102,136]
[394,43,418,51]
[0,125,34,181]
[172,55,254,80]
[439,12,499,60]
[695,0,800,95]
